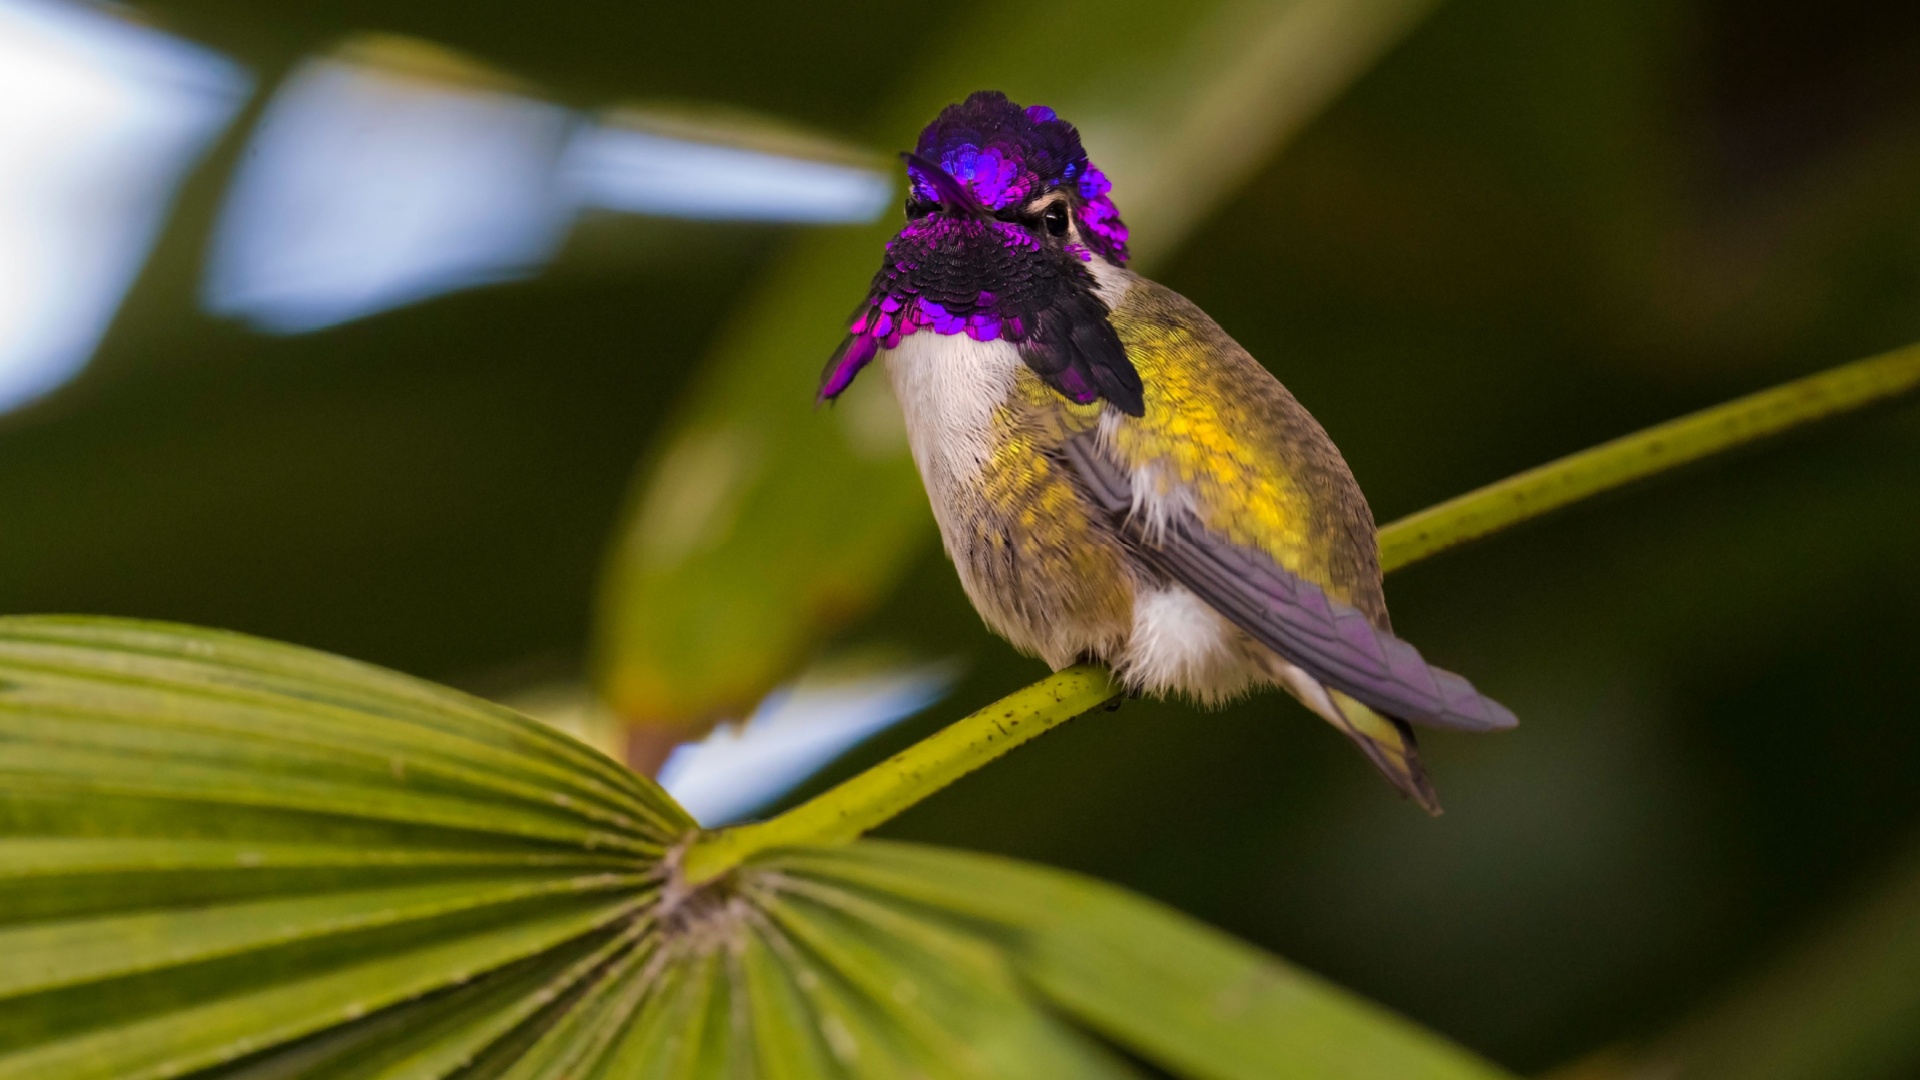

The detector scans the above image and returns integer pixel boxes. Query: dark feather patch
[1019,290,1144,416]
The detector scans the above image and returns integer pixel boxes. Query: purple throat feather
[818,91,1141,415]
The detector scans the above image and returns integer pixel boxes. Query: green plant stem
[1377,341,1920,572]
[683,341,1920,883]
[680,665,1118,885]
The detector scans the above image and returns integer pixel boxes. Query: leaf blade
[0,895,650,1080]
[768,842,1513,1080]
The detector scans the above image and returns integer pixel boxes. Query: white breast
[882,331,1025,494]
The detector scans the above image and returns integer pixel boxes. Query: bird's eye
[905,198,935,219]
[1042,202,1070,236]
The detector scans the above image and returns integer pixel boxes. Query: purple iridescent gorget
[817,90,1144,416]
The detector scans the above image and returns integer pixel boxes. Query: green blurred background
[7,0,1920,1073]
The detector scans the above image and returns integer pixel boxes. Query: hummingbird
[819,91,1515,812]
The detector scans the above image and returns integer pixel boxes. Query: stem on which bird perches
[679,340,1920,887]
[680,664,1118,885]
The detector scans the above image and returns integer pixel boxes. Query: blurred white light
[202,35,893,334]
[0,0,247,413]
[203,50,576,333]
[659,663,954,827]
[563,123,894,223]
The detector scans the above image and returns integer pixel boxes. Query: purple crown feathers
[910,92,1129,262]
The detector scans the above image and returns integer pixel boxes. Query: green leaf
[0,616,685,1080]
[0,874,645,1000]
[592,0,1441,729]
[1,615,1495,1079]
[760,843,1510,1080]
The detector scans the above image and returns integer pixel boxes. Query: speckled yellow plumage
[1103,282,1384,618]
[972,275,1384,635]
[972,400,1131,645]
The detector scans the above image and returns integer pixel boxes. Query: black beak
[902,152,988,220]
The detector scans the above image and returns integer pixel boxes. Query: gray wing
[1061,432,1517,733]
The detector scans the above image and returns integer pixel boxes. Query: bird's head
[819,91,1143,414]
[901,90,1129,264]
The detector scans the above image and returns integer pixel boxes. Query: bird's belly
[883,331,1133,667]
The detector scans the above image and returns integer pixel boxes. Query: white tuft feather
[1094,410,1198,546]
[1085,258,1135,310]
[1119,586,1260,705]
